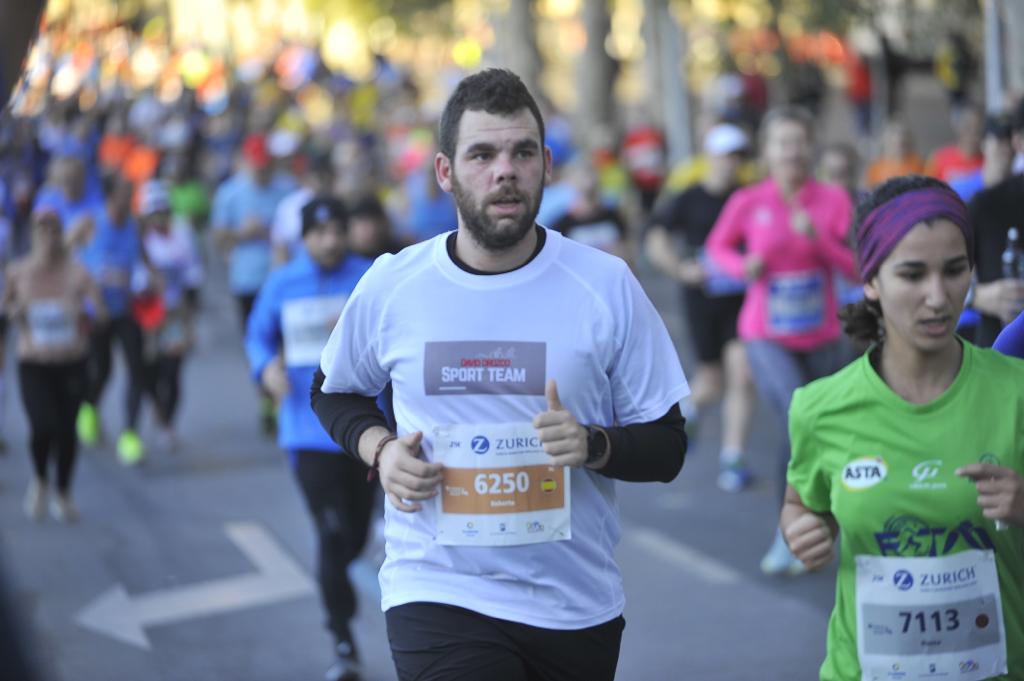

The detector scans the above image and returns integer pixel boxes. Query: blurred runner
[550,160,630,261]
[346,196,401,259]
[4,209,105,521]
[0,199,12,451]
[137,180,203,452]
[864,121,925,188]
[271,152,334,265]
[706,106,857,575]
[966,104,1024,347]
[925,106,984,184]
[645,123,756,491]
[246,197,375,681]
[211,133,296,437]
[948,114,1014,203]
[77,177,150,464]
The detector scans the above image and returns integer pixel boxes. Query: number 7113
[899,609,960,633]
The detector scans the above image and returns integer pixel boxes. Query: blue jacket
[994,309,1024,359]
[245,250,373,455]
[79,209,143,317]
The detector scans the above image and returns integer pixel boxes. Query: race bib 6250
[432,421,570,547]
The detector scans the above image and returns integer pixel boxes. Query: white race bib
[856,550,1007,681]
[565,221,621,253]
[281,295,347,368]
[27,299,76,349]
[767,270,825,335]
[432,421,571,547]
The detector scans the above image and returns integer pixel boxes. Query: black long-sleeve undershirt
[311,368,687,483]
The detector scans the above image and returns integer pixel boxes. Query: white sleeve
[607,264,690,424]
[180,224,204,287]
[270,196,293,247]
[319,254,394,396]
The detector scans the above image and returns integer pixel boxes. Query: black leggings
[386,603,625,681]
[236,294,256,333]
[293,450,376,647]
[86,316,145,430]
[18,360,88,492]
[145,354,183,426]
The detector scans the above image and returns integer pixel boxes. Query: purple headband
[856,186,973,281]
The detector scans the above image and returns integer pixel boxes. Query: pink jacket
[705,178,856,350]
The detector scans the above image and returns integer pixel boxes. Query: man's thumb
[545,379,563,411]
[403,431,423,450]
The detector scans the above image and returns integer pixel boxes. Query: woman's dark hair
[839,174,952,344]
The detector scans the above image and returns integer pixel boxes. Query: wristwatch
[584,425,610,466]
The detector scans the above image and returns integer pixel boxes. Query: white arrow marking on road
[627,525,742,584]
[76,522,315,650]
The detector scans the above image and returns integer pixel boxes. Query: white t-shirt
[139,220,203,309]
[320,228,689,629]
[271,186,313,256]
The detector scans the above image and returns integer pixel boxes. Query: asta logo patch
[841,456,888,491]
[874,515,994,557]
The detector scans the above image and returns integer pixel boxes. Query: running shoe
[76,403,100,446]
[716,462,754,493]
[759,530,806,576]
[50,493,79,523]
[325,640,361,681]
[156,428,179,454]
[117,430,146,466]
[23,479,46,521]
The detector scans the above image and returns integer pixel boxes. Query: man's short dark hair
[438,69,545,160]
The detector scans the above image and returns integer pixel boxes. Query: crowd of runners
[1,22,1023,681]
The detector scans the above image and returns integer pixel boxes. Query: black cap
[301,196,347,237]
[349,195,386,220]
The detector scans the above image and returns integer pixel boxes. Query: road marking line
[76,522,316,649]
[626,525,742,584]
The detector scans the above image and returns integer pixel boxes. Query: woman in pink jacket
[706,106,857,575]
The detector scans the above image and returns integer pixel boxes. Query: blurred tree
[301,0,449,28]
[1000,0,1024,98]
[495,0,542,100]
[578,0,617,134]
[1,0,45,106]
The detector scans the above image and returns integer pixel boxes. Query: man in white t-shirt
[312,69,690,681]
[270,153,334,266]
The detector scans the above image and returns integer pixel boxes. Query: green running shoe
[76,403,100,446]
[117,430,145,466]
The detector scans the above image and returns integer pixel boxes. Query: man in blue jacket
[245,197,375,681]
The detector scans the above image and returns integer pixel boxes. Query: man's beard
[451,175,543,252]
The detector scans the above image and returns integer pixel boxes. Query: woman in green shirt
[781,175,1024,681]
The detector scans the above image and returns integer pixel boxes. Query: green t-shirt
[788,342,1024,681]
[169,181,211,224]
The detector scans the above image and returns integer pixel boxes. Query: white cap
[138,180,170,216]
[703,123,749,157]
[267,129,301,158]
